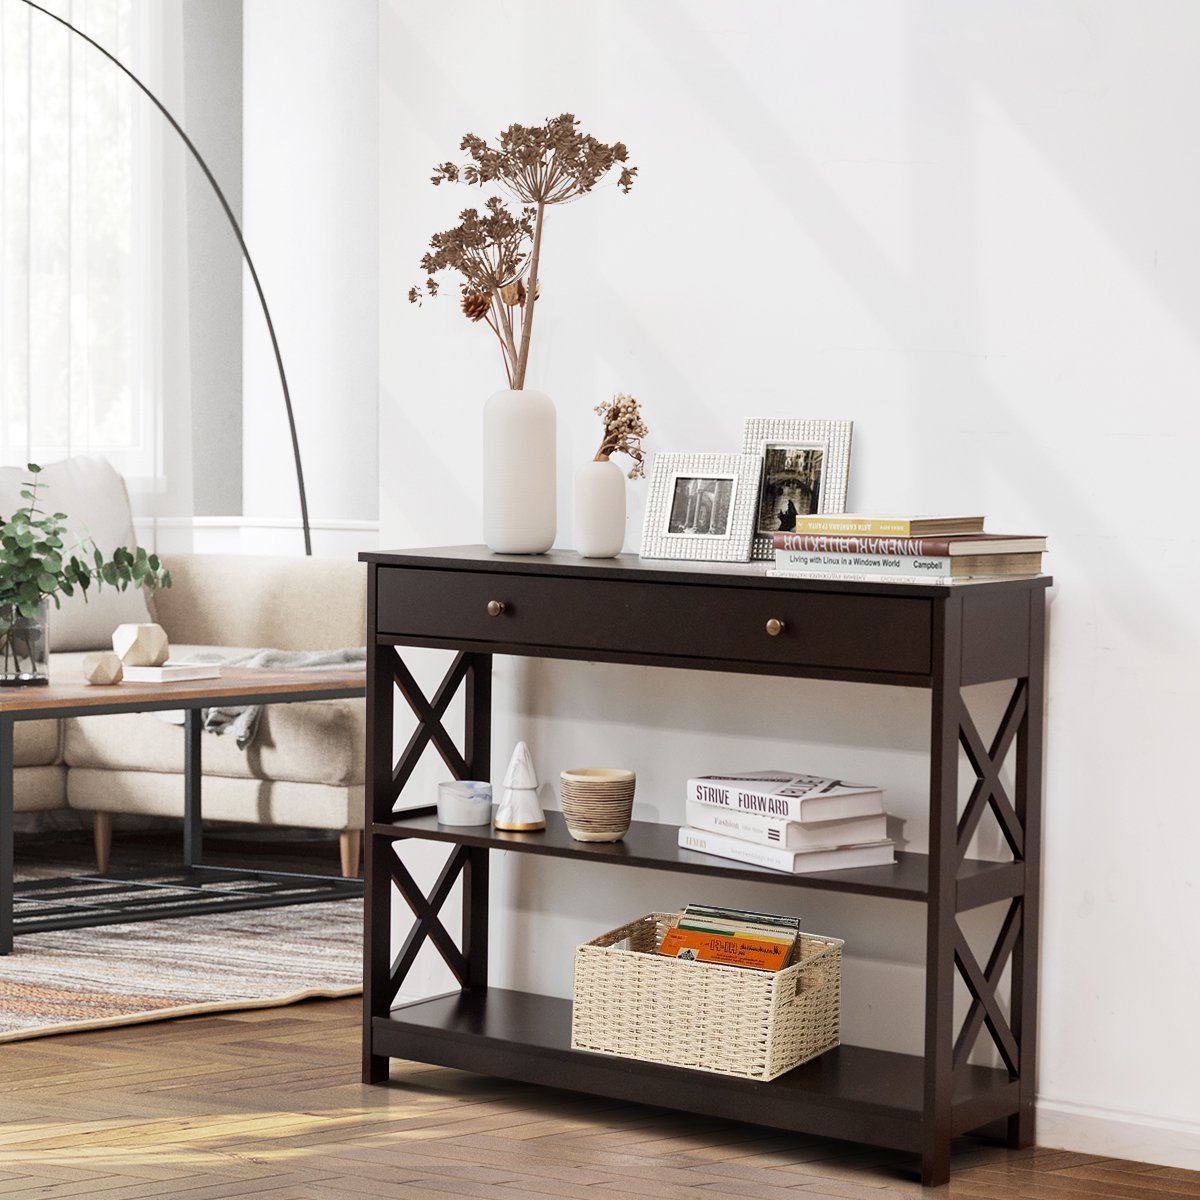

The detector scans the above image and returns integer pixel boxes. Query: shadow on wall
[624,3,1181,647]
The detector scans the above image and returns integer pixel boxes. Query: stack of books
[678,771,895,874]
[768,514,1047,584]
[657,902,802,972]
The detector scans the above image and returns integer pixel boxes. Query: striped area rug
[0,899,362,1042]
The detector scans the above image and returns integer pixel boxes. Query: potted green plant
[0,464,171,686]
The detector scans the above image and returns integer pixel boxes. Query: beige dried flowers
[410,114,636,390]
[593,394,649,479]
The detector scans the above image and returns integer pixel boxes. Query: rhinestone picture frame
[639,452,762,562]
[742,419,853,560]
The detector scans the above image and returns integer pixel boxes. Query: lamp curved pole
[18,0,313,555]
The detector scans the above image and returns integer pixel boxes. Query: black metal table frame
[0,679,365,953]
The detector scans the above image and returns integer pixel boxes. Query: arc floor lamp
[17,0,313,555]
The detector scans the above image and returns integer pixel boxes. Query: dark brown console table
[360,546,1049,1187]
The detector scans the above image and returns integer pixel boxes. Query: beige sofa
[3,455,367,877]
[11,553,367,877]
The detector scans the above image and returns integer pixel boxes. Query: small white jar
[436,781,493,826]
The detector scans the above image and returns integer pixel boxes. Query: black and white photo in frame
[742,418,853,560]
[667,476,735,537]
[640,453,762,562]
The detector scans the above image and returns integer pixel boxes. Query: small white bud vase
[482,388,556,554]
[573,457,626,558]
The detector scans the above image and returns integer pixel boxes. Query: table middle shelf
[374,810,1022,910]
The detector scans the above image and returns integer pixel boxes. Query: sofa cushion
[66,769,362,830]
[63,704,364,789]
[14,765,67,813]
[0,456,153,651]
[13,719,59,767]
[153,556,366,651]
[57,645,364,788]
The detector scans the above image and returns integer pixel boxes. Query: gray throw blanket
[191,647,366,749]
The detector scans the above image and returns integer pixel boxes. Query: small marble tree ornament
[112,622,169,667]
[82,650,123,685]
[492,741,546,831]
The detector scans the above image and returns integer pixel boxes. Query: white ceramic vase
[573,457,626,558]
[482,388,556,554]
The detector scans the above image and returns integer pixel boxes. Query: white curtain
[0,0,193,545]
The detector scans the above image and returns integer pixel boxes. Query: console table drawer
[376,568,932,676]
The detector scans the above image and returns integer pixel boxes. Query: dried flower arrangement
[410,114,636,389]
[592,393,649,479]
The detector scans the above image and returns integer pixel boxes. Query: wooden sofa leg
[93,812,113,874]
[339,830,361,879]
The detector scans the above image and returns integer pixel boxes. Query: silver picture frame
[639,452,763,562]
[742,418,853,560]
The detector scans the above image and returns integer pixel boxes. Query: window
[0,0,156,481]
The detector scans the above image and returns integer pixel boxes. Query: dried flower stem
[481,308,515,388]
[514,201,545,390]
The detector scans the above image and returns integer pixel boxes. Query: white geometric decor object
[111,622,170,667]
[81,650,123,686]
[493,740,546,831]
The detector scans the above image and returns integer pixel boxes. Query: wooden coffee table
[0,667,366,953]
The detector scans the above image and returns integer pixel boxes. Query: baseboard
[1037,1096,1200,1171]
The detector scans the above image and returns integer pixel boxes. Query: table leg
[183,708,203,868]
[0,717,13,954]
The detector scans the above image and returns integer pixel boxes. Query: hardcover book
[121,662,221,682]
[765,570,986,587]
[678,826,896,874]
[788,514,986,537]
[773,532,1046,557]
[773,549,1042,578]
[680,902,802,935]
[657,924,793,971]
[684,799,887,850]
[687,772,883,822]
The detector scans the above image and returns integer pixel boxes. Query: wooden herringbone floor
[0,998,1196,1199]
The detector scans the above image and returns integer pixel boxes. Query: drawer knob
[486,600,506,617]
[765,618,785,637]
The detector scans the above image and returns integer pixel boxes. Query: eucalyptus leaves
[410,113,636,389]
[0,464,170,682]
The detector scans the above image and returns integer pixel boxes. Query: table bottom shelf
[370,988,1018,1154]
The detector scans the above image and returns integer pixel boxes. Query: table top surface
[360,545,1052,595]
[0,666,365,717]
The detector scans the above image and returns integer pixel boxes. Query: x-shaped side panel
[387,845,470,1004]
[953,898,1022,1076]
[947,685,1029,1079]
[388,650,471,801]
[956,681,1026,864]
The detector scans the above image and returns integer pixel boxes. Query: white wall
[379,0,1200,1169]
[243,0,379,526]
[182,0,244,517]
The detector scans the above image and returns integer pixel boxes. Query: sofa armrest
[153,555,366,651]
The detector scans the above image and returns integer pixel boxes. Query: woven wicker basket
[571,912,842,1081]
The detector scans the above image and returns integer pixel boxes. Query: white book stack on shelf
[679,771,895,874]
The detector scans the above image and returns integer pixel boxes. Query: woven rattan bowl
[559,768,636,842]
